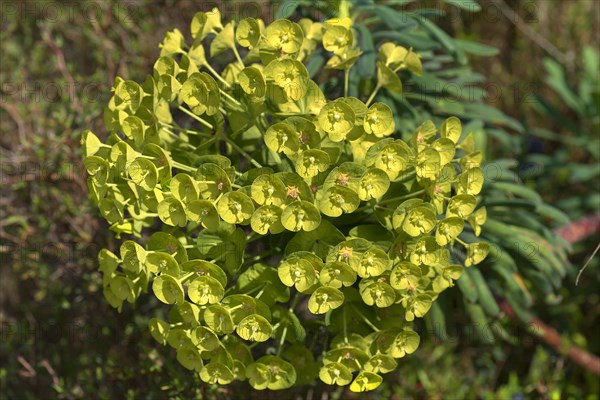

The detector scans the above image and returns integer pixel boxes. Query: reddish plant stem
[495,214,600,376]
[499,300,600,376]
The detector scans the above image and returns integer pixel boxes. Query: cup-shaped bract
[264,59,309,102]
[195,163,232,201]
[171,173,199,204]
[364,103,395,138]
[376,61,402,94]
[251,205,285,235]
[389,262,422,291]
[153,275,184,304]
[191,9,223,41]
[236,18,261,48]
[188,276,225,305]
[350,371,383,392]
[359,280,396,308]
[319,261,357,288]
[357,247,391,278]
[246,356,297,390]
[278,257,318,293]
[322,24,353,55]
[186,200,220,230]
[468,207,487,236]
[319,362,353,385]
[308,286,344,314]
[280,200,321,232]
[251,174,287,206]
[217,191,254,225]
[236,314,273,342]
[372,141,412,180]
[203,304,235,334]
[316,185,360,217]
[465,242,490,267]
[157,197,188,227]
[447,194,477,219]
[264,19,304,54]
[264,122,300,156]
[199,362,235,385]
[296,149,330,179]
[364,353,397,374]
[318,100,356,142]
[457,167,484,196]
[436,217,464,246]
[238,67,266,98]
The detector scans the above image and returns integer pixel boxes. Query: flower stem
[343,306,349,343]
[203,62,231,88]
[177,106,214,130]
[366,84,381,107]
[232,45,245,68]
[276,325,288,357]
[219,89,242,107]
[352,305,380,332]
[221,135,263,168]
[377,189,425,206]
[171,161,195,172]
[344,68,350,98]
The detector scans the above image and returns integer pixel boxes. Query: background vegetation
[1,0,598,398]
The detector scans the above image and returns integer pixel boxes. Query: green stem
[344,68,350,98]
[219,89,242,107]
[177,106,214,130]
[455,237,468,247]
[255,287,266,300]
[203,62,231,88]
[222,135,263,168]
[276,326,288,357]
[243,250,273,265]
[133,211,158,219]
[162,123,212,138]
[377,189,425,206]
[212,193,224,206]
[338,0,350,19]
[171,161,195,172]
[366,84,381,107]
[343,307,349,343]
[396,170,417,183]
[232,45,245,68]
[211,250,232,264]
[179,271,196,283]
[161,128,200,149]
[288,294,300,312]
[352,305,380,332]
[227,304,244,313]
[229,282,268,297]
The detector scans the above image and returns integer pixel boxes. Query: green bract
[318,100,355,142]
[86,12,489,393]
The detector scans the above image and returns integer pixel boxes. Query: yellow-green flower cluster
[85,10,488,393]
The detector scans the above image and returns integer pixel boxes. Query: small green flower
[465,242,490,267]
[364,103,395,137]
[319,362,352,386]
[318,100,356,142]
[308,286,344,314]
[238,67,266,98]
[467,207,487,236]
[264,19,304,54]
[264,59,309,101]
[236,314,273,342]
[322,24,353,55]
[236,18,261,48]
